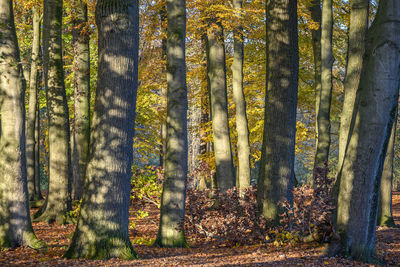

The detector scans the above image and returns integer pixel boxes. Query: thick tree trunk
[313,0,333,179]
[378,109,397,227]
[71,0,90,200]
[0,0,44,249]
[232,0,251,195]
[337,0,369,176]
[206,20,235,191]
[64,0,139,259]
[34,0,72,224]
[26,7,42,201]
[330,0,400,262]
[155,0,188,247]
[257,0,298,224]
[310,0,321,143]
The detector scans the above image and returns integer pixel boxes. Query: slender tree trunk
[71,0,90,200]
[257,0,298,224]
[330,0,400,261]
[26,7,42,201]
[155,0,188,247]
[65,0,139,259]
[337,0,369,176]
[159,1,167,170]
[34,0,72,224]
[232,0,251,195]
[313,0,334,178]
[206,19,235,191]
[34,100,42,199]
[310,0,321,144]
[378,108,397,227]
[0,0,44,249]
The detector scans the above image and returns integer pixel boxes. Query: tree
[206,10,235,191]
[34,0,72,224]
[71,0,90,200]
[313,0,333,178]
[232,0,251,194]
[257,0,298,224]
[0,0,44,249]
[64,0,139,259]
[337,0,369,176]
[331,0,400,261]
[26,6,42,201]
[155,0,188,248]
[378,108,397,227]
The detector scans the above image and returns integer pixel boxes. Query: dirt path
[0,193,399,266]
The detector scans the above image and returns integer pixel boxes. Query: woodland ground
[0,193,399,266]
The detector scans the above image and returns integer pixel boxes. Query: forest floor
[0,193,399,266]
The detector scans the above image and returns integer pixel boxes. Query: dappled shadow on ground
[0,193,399,266]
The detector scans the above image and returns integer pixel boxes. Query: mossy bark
[206,17,235,191]
[71,0,90,200]
[313,0,333,179]
[26,7,42,201]
[257,0,298,224]
[155,0,188,248]
[378,109,397,227]
[232,0,251,195]
[0,0,44,249]
[330,0,400,262]
[65,0,139,259]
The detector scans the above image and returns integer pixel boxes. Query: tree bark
[337,0,369,177]
[232,0,251,195]
[378,108,397,227]
[155,0,188,247]
[0,0,44,249]
[310,0,321,144]
[71,0,90,200]
[64,0,139,259]
[257,0,298,224]
[26,7,42,201]
[313,0,334,179]
[159,1,167,170]
[330,0,400,261]
[206,19,235,191]
[34,0,72,224]
[34,100,42,199]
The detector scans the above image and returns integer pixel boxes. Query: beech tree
[257,0,298,224]
[71,0,90,200]
[26,6,42,201]
[34,0,72,223]
[313,0,333,178]
[155,0,188,248]
[65,0,139,259]
[206,12,235,191]
[232,0,251,194]
[0,0,43,249]
[331,0,400,261]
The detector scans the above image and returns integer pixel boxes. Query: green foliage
[130,165,162,205]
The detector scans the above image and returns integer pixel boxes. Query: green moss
[153,232,189,248]
[378,216,396,228]
[23,231,46,249]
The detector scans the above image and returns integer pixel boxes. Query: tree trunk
[337,0,369,177]
[378,108,397,227]
[155,0,188,247]
[313,0,333,179]
[34,100,42,199]
[206,19,235,191]
[232,0,251,195]
[26,7,42,201]
[257,0,298,224]
[310,0,321,145]
[34,0,72,224]
[0,0,44,249]
[330,0,400,261]
[71,0,90,200]
[159,1,167,170]
[64,0,139,259]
